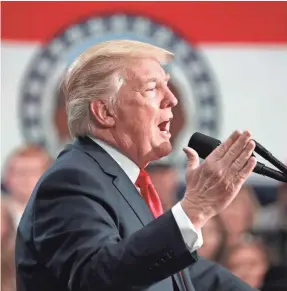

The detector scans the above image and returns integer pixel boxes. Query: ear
[90,99,116,128]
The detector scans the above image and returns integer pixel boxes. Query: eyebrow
[145,77,157,83]
[144,74,170,83]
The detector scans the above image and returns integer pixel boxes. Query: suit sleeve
[33,168,197,291]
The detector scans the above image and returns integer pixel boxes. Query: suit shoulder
[35,147,109,195]
[48,146,101,176]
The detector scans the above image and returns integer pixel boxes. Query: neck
[90,129,149,169]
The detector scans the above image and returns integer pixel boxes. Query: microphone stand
[253,140,287,183]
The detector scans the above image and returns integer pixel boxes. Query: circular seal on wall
[19,13,221,165]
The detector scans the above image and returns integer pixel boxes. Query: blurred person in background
[219,185,260,247]
[221,239,269,290]
[1,196,16,291]
[254,181,287,231]
[198,216,227,262]
[147,163,180,211]
[253,180,287,268]
[2,145,53,226]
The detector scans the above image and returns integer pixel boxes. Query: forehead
[125,58,168,84]
[9,155,46,169]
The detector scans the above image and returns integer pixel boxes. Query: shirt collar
[89,137,140,184]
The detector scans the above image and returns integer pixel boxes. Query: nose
[161,86,178,108]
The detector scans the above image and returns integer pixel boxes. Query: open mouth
[158,120,170,134]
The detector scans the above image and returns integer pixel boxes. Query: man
[3,145,53,226]
[16,40,257,291]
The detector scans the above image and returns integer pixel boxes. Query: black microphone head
[188,132,221,159]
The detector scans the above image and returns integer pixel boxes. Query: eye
[144,87,156,98]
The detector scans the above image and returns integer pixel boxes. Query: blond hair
[60,40,173,137]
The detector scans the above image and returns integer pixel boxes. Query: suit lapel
[112,175,154,225]
[72,137,154,226]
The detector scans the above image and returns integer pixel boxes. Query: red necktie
[135,169,164,218]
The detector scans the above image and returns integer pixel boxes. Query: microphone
[188,132,287,183]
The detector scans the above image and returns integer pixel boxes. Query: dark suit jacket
[15,137,257,291]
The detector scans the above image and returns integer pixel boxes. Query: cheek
[123,105,158,130]
[116,91,161,135]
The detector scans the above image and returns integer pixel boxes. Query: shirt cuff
[171,202,203,252]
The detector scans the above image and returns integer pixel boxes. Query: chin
[153,141,173,160]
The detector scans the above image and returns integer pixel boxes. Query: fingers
[183,147,200,170]
[233,156,257,185]
[228,140,256,176]
[209,130,241,161]
[221,131,252,167]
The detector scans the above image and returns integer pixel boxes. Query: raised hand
[181,130,257,229]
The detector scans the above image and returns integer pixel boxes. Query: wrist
[180,198,209,230]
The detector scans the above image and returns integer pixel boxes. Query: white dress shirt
[91,137,203,252]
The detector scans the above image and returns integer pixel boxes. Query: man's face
[113,59,178,167]
[5,155,47,205]
[227,245,268,289]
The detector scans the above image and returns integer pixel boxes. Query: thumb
[183,147,200,170]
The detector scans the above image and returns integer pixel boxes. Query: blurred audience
[254,182,287,231]
[198,216,226,261]
[2,145,53,226]
[219,185,260,247]
[221,238,269,289]
[1,196,16,291]
[253,181,287,267]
